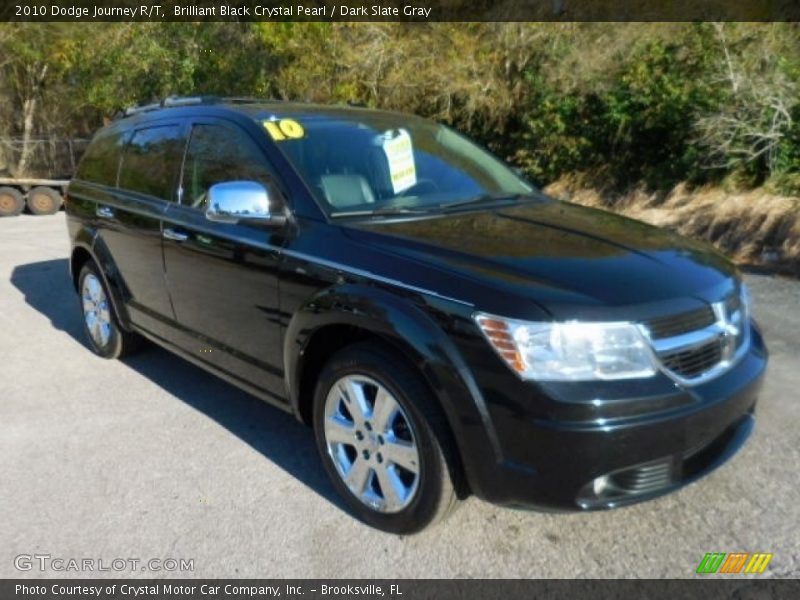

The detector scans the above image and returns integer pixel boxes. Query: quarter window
[181,124,274,210]
[75,130,127,187]
[118,125,184,201]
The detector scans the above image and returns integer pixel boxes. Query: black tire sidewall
[78,263,124,359]
[312,344,452,534]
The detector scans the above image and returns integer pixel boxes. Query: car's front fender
[283,282,504,497]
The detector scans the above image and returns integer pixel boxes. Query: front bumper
[455,323,767,510]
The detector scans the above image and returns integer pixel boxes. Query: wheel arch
[291,323,384,426]
[70,240,132,331]
[70,245,93,291]
[284,283,499,498]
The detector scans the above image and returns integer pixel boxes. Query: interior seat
[320,174,376,209]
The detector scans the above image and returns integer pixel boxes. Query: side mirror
[205,181,286,226]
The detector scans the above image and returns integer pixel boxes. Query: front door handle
[96,206,114,219]
[163,228,189,242]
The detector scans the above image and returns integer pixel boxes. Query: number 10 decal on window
[263,118,305,141]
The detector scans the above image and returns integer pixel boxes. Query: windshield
[260,112,534,217]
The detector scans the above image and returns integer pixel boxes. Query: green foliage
[601,36,715,188]
[510,26,727,190]
[768,106,800,195]
[0,22,797,193]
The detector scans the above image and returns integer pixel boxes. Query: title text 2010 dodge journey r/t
[66,97,767,533]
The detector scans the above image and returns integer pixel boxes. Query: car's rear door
[94,119,186,335]
[161,118,287,402]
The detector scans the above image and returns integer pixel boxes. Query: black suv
[66,97,767,533]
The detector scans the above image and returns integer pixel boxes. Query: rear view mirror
[206,181,285,225]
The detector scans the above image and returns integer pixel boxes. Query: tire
[77,262,143,359]
[27,186,62,215]
[0,186,24,217]
[313,342,459,534]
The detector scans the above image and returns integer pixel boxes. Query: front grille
[644,306,716,339]
[660,339,723,379]
[643,289,747,382]
[608,459,674,495]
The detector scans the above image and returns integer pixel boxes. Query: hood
[341,200,737,319]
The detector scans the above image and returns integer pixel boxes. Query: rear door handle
[96,206,114,218]
[163,227,189,242]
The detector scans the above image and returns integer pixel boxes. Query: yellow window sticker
[263,118,305,141]
[382,129,416,193]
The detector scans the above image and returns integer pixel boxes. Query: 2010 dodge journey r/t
[66,97,768,533]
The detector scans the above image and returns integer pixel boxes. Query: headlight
[474,313,657,381]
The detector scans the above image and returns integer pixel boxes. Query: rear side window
[119,125,184,201]
[181,123,275,210]
[74,130,126,186]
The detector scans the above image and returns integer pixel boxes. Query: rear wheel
[313,342,458,534]
[0,186,24,217]
[78,262,143,359]
[27,186,62,215]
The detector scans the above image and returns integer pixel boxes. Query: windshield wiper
[330,206,432,218]
[435,193,523,211]
[330,194,527,218]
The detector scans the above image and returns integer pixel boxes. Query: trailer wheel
[0,186,25,217]
[27,186,63,215]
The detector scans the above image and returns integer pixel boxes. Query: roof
[115,96,414,123]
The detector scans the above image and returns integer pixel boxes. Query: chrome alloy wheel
[323,375,421,513]
[81,273,112,348]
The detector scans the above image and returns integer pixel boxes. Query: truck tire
[0,186,24,217]
[27,186,63,215]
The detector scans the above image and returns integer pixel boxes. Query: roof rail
[122,101,162,117]
[122,95,208,117]
[117,95,267,119]
[162,95,209,108]
[114,96,274,121]
[114,96,262,120]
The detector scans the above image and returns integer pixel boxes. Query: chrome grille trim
[650,322,728,355]
[639,289,750,386]
[660,339,723,379]
[645,306,716,339]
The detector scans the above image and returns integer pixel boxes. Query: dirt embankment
[544,180,800,276]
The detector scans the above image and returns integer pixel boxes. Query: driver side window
[181,123,275,210]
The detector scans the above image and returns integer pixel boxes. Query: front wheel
[313,342,458,534]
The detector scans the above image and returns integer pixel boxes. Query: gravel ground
[1,213,798,579]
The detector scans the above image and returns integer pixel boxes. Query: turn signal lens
[474,316,525,373]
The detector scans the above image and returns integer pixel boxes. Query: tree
[0,24,77,175]
[695,23,800,185]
